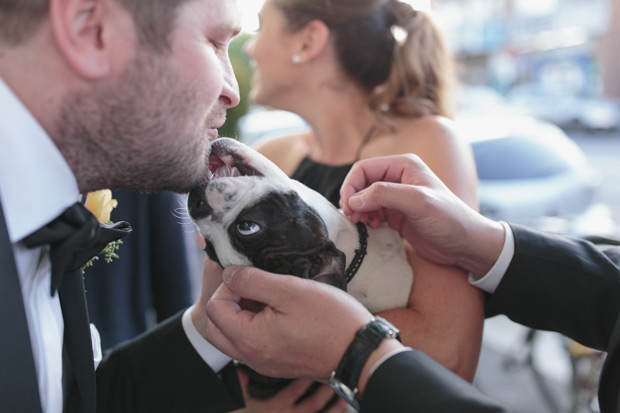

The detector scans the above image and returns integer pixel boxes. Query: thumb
[236,368,251,400]
[222,265,303,308]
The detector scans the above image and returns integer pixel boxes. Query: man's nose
[220,60,240,109]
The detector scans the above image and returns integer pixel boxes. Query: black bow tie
[22,202,131,296]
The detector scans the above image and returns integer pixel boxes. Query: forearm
[384,247,485,381]
[377,303,483,382]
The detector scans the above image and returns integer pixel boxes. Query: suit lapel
[0,201,42,412]
[59,268,97,413]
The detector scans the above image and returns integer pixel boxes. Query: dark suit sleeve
[486,224,620,351]
[360,350,506,412]
[96,311,244,413]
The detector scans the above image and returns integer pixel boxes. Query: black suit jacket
[96,312,243,413]
[0,200,243,413]
[361,224,620,412]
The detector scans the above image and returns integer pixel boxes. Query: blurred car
[238,106,615,238]
[457,113,613,237]
[237,106,308,146]
[506,83,620,132]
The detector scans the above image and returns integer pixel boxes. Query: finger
[323,396,350,413]
[203,256,223,278]
[221,265,314,309]
[205,316,246,362]
[347,182,423,219]
[340,155,417,215]
[204,283,248,361]
[236,367,252,400]
[276,379,317,407]
[295,383,338,413]
[340,157,390,217]
[201,256,224,298]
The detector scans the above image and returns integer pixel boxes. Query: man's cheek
[201,53,225,109]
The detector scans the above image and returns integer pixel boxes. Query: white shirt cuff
[181,306,232,373]
[468,221,514,294]
[368,347,413,378]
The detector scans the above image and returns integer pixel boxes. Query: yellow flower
[85,190,118,223]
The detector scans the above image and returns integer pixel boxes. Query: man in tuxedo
[205,154,620,412]
[0,0,252,411]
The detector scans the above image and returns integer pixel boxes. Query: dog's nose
[187,184,213,219]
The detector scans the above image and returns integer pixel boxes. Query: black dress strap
[291,158,353,208]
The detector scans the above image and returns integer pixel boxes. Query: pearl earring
[291,54,302,64]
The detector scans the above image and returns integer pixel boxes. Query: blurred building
[432,0,620,98]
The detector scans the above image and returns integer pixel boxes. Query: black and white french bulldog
[187,137,413,315]
[187,137,414,402]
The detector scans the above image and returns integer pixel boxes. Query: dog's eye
[236,220,261,236]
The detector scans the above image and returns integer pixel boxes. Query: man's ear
[293,20,330,64]
[49,0,111,79]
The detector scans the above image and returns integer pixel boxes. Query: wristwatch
[329,316,401,410]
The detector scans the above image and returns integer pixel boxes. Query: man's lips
[207,128,219,141]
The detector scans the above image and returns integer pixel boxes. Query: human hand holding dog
[205,266,403,393]
[340,154,505,277]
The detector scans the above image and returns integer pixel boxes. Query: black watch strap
[329,316,400,410]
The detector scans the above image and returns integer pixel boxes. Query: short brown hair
[0,0,192,51]
[0,0,49,45]
[273,0,455,120]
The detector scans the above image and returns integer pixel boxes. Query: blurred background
[213,1,620,411]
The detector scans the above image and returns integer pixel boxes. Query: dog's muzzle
[187,182,212,220]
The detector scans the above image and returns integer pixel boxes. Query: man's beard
[56,49,216,194]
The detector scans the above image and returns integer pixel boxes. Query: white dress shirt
[0,77,78,413]
[182,307,232,373]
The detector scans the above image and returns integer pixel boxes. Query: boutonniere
[82,189,123,270]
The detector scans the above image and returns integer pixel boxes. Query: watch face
[375,316,401,340]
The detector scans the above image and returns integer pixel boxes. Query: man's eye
[236,221,261,236]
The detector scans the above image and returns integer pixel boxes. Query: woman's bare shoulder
[395,115,460,146]
[389,116,478,207]
[253,131,313,176]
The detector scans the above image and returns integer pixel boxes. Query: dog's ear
[258,242,347,291]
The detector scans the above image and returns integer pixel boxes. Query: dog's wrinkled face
[188,138,346,290]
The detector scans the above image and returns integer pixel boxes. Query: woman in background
[238,0,484,410]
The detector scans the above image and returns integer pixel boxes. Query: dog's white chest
[345,225,413,314]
